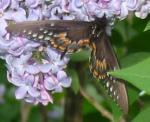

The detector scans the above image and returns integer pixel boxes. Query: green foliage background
[0,16,150,122]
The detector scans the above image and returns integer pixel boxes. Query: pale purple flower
[48,0,139,21]
[47,0,149,22]
[0,19,7,36]
[10,0,20,9]
[135,0,150,19]
[5,46,69,76]
[46,47,69,73]
[0,0,10,11]
[6,8,26,22]
[27,8,43,20]
[6,45,70,105]
[0,37,39,57]
[6,53,33,75]
[7,70,53,105]
[39,87,53,105]
[126,0,137,11]
[25,0,43,20]
[44,70,71,92]
[0,8,26,36]
[25,0,41,8]
[12,73,40,99]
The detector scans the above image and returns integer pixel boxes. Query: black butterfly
[6,18,128,113]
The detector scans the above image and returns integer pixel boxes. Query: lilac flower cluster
[0,0,150,105]
[6,47,71,105]
[47,0,137,21]
[0,0,71,105]
[49,0,150,21]
[67,0,138,20]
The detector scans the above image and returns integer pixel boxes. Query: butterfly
[6,18,128,114]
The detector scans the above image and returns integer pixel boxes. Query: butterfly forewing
[6,20,93,54]
[89,32,128,114]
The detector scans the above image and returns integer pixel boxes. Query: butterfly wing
[90,32,128,114]
[6,20,93,54]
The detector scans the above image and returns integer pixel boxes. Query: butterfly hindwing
[90,32,128,114]
[6,20,93,54]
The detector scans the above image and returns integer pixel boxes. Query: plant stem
[63,88,83,122]
[80,87,114,121]
[64,62,85,122]
[39,105,48,122]
[21,102,31,122]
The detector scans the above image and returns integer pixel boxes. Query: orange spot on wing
[78,39,90,46]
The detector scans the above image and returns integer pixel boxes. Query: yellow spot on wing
[58,46,65,51]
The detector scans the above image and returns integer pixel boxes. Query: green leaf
[126,31,150,52]
[68,69,80,94]
[28,107,41,122]
[120,52,150,68]
[127,86,139,105]
[83,100,98,115]
[110,57,150,95]
[111,101,122,122]
[0,102,20,121]
[85,84,103,102]
[132,105,150,122]
[0,59,8,83]
[144,20,150,31]
[70,50,90,62]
